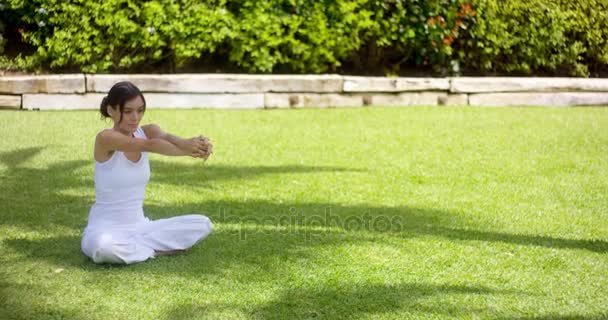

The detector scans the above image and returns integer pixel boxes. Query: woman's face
[109,95,145,134]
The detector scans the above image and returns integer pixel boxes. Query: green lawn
[0,107,607,320]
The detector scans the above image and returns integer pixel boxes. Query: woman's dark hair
[100,81,146,122]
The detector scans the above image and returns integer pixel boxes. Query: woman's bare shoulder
[94,129,114,162]
[95,128,116,141]
[141,124,163,139]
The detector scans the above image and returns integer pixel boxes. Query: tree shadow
[6,230,533,319]
[0,146,45,168]
[0,147,362,230]
[5,198,606,279]
[3,235,91,270]
[143,199,608,254]
[162,282,520,319]
[0,277,90,320]
[3,220,370,274]
[2,148,606,286]
[426,227,608,254]
[498,314,608,320]
[253,282,514,319]
[0,158,91,230]
[149,160,364,187]
[3,153,606,319]
[5,151,604,256]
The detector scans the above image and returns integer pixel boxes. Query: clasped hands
[184,135,213,160]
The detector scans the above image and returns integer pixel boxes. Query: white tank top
[86,127,150,228]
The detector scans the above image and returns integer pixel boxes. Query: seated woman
[81,81,213,264]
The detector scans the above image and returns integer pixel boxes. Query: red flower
[459,3,476,17]
[437,16,446,27]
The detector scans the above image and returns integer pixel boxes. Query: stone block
[468,92,608,107]
[86,74,343,93]
[265,92,445,108]
[344,76,449,92]
[0,75,85,94]
[370,92,445,106]
[0,95,21,109]
[451,77,608,93]
[22,93,264,110]
[22,94,105,110]
[265,93,363,108]
[144,93,264,109]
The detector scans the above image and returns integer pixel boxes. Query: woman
[81,81,213,264]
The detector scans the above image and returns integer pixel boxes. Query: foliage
[462,0,588,76]
[0,0,607,75]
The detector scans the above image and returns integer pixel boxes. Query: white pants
[81,214,212,264]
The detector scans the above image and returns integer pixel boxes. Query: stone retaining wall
[1,74,608,110]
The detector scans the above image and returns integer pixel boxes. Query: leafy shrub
[2,0,235,73]
[226,0,376,73]
[461,0,608,76]
[360,0,476,75]
[1,0,606,76]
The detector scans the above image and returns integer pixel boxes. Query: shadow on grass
[147,199,608,254]
[498,314,608,320]
[2,149,607,319]
[0,158,91,230]
[163,282,515,320]
[0,146,362,230]
[0,146,45,168]
[3,223,606,320]
[150,160,364,188]
[1,146,605,265]
[3,230,527,319]
[0,278,91,320]
[3,217,374,274]
[4,197,607,277]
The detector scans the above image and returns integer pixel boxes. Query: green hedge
[462,0,608,76]
[1,0,607,76]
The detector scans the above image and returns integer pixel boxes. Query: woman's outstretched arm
[96,129,202,157]
[142,124,212,159]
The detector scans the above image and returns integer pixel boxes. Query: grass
[0,106,607,320]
